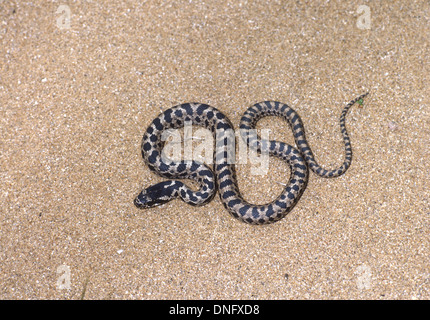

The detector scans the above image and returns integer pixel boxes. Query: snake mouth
[133,195,147,208]
[134,194,155,209]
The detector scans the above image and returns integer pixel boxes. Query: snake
[134,93,369,224]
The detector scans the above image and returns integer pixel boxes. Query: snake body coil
[135,93,368,224]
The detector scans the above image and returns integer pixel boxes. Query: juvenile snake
[134,93,369,224]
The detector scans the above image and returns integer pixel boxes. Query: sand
[0,1,428,299]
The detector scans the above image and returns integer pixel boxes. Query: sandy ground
[0,1,428,299]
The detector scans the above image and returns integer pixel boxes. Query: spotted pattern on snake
[134,93,369,224]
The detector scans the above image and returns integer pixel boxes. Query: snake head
[134,181,179,209]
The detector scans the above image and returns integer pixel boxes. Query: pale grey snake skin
[134,93,369,224]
